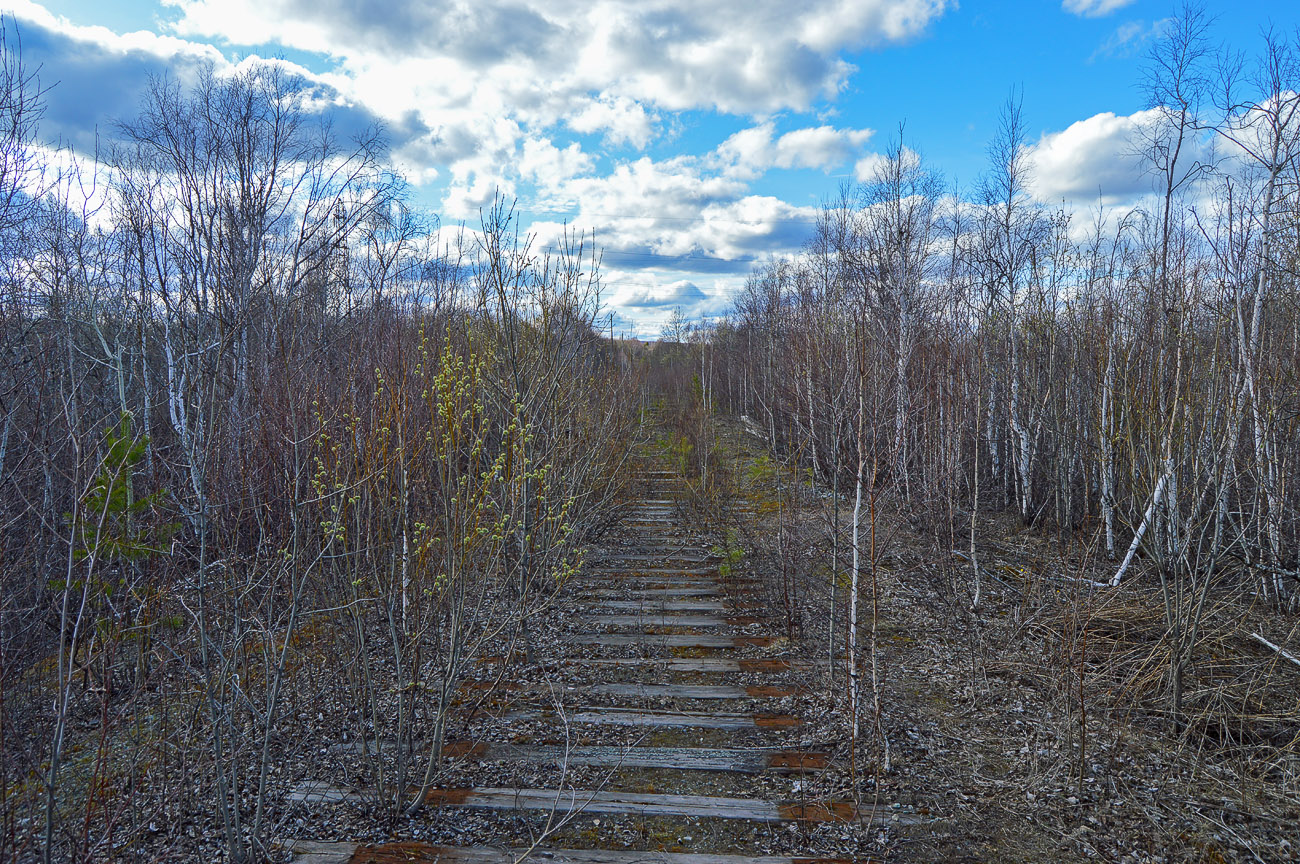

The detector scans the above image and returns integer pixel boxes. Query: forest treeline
[0,28,639,862]
[680,12,1298,613]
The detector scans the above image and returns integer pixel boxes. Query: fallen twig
[1248,632,1300,672]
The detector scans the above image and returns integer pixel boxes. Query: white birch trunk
[894,313,909,499]
[848,388,864,744]
[1101,333,1116,557]
[806,365,821,481]
[1008,324,1033,522]
[1110,459,1173,587]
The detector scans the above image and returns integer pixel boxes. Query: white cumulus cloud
[158,0,948,224]
[1062,0,1136,18]
[717,122,874,179]
[1027,109,1160,207]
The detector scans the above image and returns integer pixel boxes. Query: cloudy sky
[10,0,1299,334]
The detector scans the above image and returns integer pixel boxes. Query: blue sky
[11,0,1300,335]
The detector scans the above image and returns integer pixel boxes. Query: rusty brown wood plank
[579,587,724,598]
[281,842,879,864]
[328,742,820,773]
[586,682,796,699]
[589,600,727,612]
[561,708,801,729]
[579,568,724,577]
[422,788,765,821]
[574,574,726,583]
[494,706,800,730]
[572,581,747,592]
[485,657,809,673]
[287,785,923,826]
[326,740,821,776]
[475,656,805,672]
[593,553,713,562]
[455,681,795,700]
[583,614,730,627]
[278,839,357,863]
[472,743,823,773]
[564,634,777,648]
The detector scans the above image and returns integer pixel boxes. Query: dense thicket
[697,14,1299,726]
[0,50,637,862]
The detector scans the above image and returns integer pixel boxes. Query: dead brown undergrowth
[682,417,1300,864]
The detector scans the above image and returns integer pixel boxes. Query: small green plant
[65,412,175,585]
[711,528,745,577]
[672,435,693,474]
[61,412,176,683]
[745,454,776,485]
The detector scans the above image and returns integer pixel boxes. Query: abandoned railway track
[280,464,904,863]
